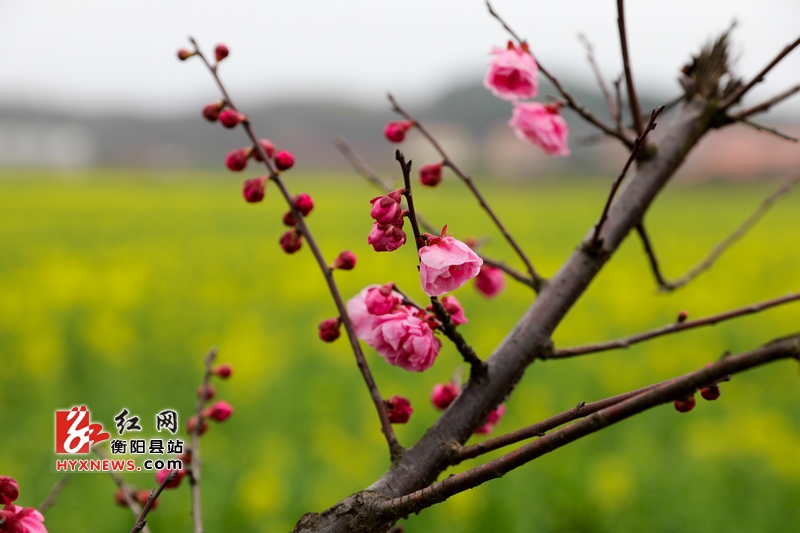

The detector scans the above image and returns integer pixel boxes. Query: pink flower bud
[700,385,721,401]
[418,229,483,297]
[365,284,399,315]
[198,383,216,401]
[274,150,294,171]
[333,250,357,270]
[369,189,403,224]
[177,49,194,61]
[484,43,539,101]
[214,43,229,62]
[677,310,688,323]
[368,219,407,252]
[283,211,297,227]
[114,488,129,507]
[0,476,19,505]
[202,101,224,122]
[673,395,696,413]
[187,416,209,436]
[440,295,468,325]
[203,400,234,422]
[474,404,506,435]
[293,193,313,216]
[384,120,414,143]
[212,363,232,378]
[318,317,342,342]
[385,395,413,424]
[219,109,243,128]
[156,468,186,489]
[136,489,159,510]
[431,383,460,410]
[252,139,276,161]
[225,148,250,171]
[242,177,267,203]
[419,162,443,187]
[474,265,506,298]
[280,229,303,254]
[509,101,570,157]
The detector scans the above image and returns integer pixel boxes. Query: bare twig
[552,292,800,358]
[93,448,150,533]
[616,0,645,136]
[37,475,69,514]
[377,335,800,517]
[638,174,800,291]
[592,106,664,244]
[579,33,619,127]
[190,40,402,460]
[613,76,625,133]
[737,117,799,142]
[131,472,177,533]
[186,347,216,533]
[389,94,544,291]
[732,84,800,119]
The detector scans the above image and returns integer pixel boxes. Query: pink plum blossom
[365,284,401,315]
[440,295,468,325]
[347,286,399,340]
[484,43,539,101]
[385,395,413,424]
[368,219,407,252]
[474,265,506,298]
[418,228,483,296]
[431,382,460,410]
[369,308,441,372]
[369,189,404,224]
[0,505,47,533]
[508,102,570,156]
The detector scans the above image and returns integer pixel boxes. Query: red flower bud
[274,150,294,171]
[114,488,129,507]
[385,395,413,424]
[369,189,403,224]
[219,109,243,128]
[700,385,721,401]
[677,310,688,323]
[0,476,19,505]
[431,383,460,410]
[212,363,232,379]
[673,395,696,413]
[225,148,250,171]
[384,120,414,143]
[332,250,357,270]
[198,383,216,401]
[252,139,276,161]
[283,211,298,227]
[156,468,185,489]
[293,193,313,216]
[187,416,209,436]
[202,101,224,122]
[475,265,506,298]
[214,43,229,62]
[136,489,158,510]
[280,229,303,254]
[242,177,267,203]
[419,162,443,187]
[203,400,234,422]
[177,49,194,61]
[318,317,342,342]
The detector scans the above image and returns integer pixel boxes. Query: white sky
[1,0,798,116]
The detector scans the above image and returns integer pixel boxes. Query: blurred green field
[0,169,799,532]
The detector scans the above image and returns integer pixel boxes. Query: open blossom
[369,308,441,372]
[484,43,539,101]
[418,228,483,297]
[474,404,506,435]
[509,102,570,156]
[368,219,406,252]
[440,295,468,325]
[346,285,403,340]
[431,382,460,410]
[0,505,47,533]
[474,265,506,298]
[385,395,413,424]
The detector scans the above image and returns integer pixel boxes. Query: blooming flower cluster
[0,476,47,533]
[418,228,483,297]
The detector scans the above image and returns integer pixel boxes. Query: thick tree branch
[616,0,645,136]
[637,174,800,291]
[553,292,800,358]
[732,84,800,119]
[131,472,177,533]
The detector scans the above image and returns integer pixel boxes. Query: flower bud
[440,295,468,325]
[474,404,506,435]
[318,317,342,342]
[369,189,403,224]
[474,265,506,298]
[274,150,294,171]
[700,385,721,401]
[214,43,229,62]
[225,148,250,171]
[212,363,232,379]
[114,488,129,507]
[177,49,194,61]
[673,395,696,413]
[283,211,297,227]
[252,139,276,161]
[431,383,460,410]
[384,120,414,143]
[219,109,243,128]
[0,476,19,505]
[385,395,413,424]
[198,383,216,401]
[203,400,234,422]
[242,177,267,203]
[156,468,185,489]
[332,250,357,270]
[419,162,443,187]
[368,219,406,252]
[202,101,224,122]
[677,310,688,323]
[293,193,313,216]
[135,489,159,510]
[365,284,397,315]
[187,416,209,436]
[280,229,303,254]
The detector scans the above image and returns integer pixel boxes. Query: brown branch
[187,347,216,533]
[389,93,544,291]
[377,335,800,517]
[616,0,645,136]
[737,117,799,142]
[190,39,402,460]
[37,475,69,514]
[638,174,800,291]
[131,472,177,533]
[613,76,625,133]
[93,448,150,533]
[592,106,664,244]
[552,292,800,358]
[721,35,800,111]
[486,1,635,149]
[579,33,619,127]
[732,84,800,119]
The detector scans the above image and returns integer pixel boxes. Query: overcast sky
[1,0,798,116]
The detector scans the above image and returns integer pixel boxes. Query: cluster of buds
[186,362,234,437]
[674,364,731,413]
[368,189,408,252]
[279,193,318,255]
[225,139,295,203]
[0,476,47,532]
[385,395,413,424]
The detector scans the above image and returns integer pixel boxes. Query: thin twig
[37,475,69,514]
[613,76,625,133]
[552,292,800,358]
[638,174,800,291]
[93,448,150,533]
[131,472,177,533]
[721,35,800,111]
[486,1,635,149]
[389,93,544,291]
[187,347,216,533]
[190,39,402,460]
[592,106,664,244]
[579,33,619,127]
[737,117,799,142]
[616,0,645,136]
[377,335,800,517]
[732,84,800,119]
